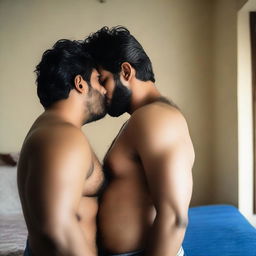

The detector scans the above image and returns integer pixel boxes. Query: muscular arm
[132,104,194,256]
[27,126,96,256]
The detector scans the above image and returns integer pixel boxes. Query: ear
[120,62,135,83]
[74,75,87,93]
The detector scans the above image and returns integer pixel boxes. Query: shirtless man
[84,27,195,256]
[17,39,106,256]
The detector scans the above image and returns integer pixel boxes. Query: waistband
[108,250,144,256]
[107,247,185,256]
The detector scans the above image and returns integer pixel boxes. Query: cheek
[93,82,102,91]
[105,83,115,99]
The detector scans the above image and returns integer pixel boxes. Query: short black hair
[83,26,155,83]
[35,39,95,108]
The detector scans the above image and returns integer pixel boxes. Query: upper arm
[27,127,91,231]
[132,105,194,220]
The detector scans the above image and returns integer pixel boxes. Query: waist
[98,181,156,252]
[26,197,98,251]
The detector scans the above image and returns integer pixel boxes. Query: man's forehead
[97,68,112,77]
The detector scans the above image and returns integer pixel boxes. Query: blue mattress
[182,205,256,256]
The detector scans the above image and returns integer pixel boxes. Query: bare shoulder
[129,101,194,162]
[25,122,91,158]
[129,101,188,138]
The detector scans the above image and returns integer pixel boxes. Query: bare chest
[103,125,142,179]
[83,153,104,196]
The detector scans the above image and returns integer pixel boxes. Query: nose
[101,87,107,95]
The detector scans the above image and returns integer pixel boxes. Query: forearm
[145,213,187,256]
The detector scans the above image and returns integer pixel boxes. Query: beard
[107,74,132,117]
[85,86,107,124]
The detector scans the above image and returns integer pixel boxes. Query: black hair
[35,39,95,108]
[83,26,155,83]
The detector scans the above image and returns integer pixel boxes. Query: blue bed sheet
[182,205,256,256]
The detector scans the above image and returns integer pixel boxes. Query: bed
[183,205,256,256]
[0,164,255,256]
[0,165,27,256]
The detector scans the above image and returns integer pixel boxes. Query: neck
[43,91,89,128]
[128,81,162,114]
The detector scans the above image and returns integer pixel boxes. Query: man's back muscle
[18,114,104,256]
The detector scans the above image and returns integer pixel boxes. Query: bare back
[17,112,104,256]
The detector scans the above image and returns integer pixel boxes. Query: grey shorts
[108,247,185,256]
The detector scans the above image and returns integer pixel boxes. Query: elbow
[156,207,189,230]
[169,214,188,230]
[174,215,188,229]
[42,224,68,247]
[41,216,76,251]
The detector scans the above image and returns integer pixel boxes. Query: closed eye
[99,78,106,87]
[97,75,104,86]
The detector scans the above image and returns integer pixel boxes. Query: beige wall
[237,0,249,9]
[0,0,232,206]
[211,0,238,206]
[238,0,256,225]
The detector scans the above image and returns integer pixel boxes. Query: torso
[76,151,104,244]
[98,100,176,254]
[17,114,104,254]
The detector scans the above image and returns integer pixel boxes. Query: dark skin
[17,70,106,256]
[97,64,194,256]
